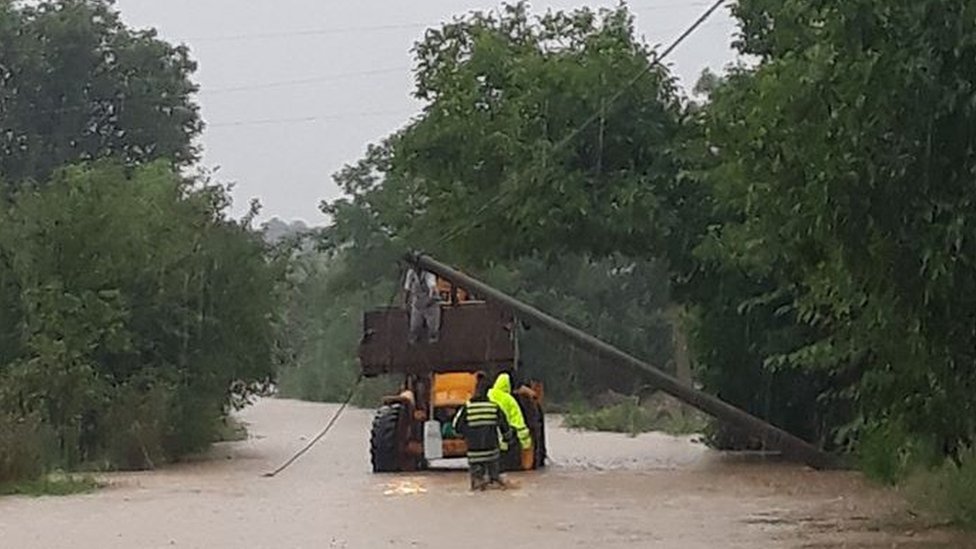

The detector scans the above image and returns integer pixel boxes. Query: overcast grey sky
[114,0,740,225]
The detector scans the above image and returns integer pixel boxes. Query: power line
[184,2,715,44]
[0,98,414,129]
[1,1,725,119]
[2,2,727,143]
[191,3,729,128]
[0,67,410,117]
[262,376,363,477]
[201,18,727,97]
[655,0,729,59]
[202,0,725,129]
[206,109,415,129]
[432,0,729,249]
[204,67,409,95]
[636,19,730,49]
[632,1,712,13]
[188,22,432,43]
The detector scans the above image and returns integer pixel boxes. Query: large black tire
[370,404,402,473]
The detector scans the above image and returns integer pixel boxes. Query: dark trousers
[469,460,501,490]
[408,301,441,343]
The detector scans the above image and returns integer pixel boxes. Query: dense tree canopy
[3,0,973,510]
[280,6,703,408]
[708,0,976,456]
[323,5,707,271]
[0,162,278,471]
[0,0,201,185]
[0,1,275,482]
[309,0,976,470]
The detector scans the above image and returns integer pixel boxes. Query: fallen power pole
[409,253,837,470]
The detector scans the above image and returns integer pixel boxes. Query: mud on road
[0,399,971,549]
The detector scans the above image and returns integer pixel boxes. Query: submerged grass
[903,447,976,531]
[564,399,708,437]
[0,471,101,497]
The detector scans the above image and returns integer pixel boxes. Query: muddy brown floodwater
[1,399,972,549]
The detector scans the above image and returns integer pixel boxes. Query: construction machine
[358,275,546,473]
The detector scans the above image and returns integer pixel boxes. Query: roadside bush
[0,414,47,484]
[565,401,649,436]
[858,421,940,485]
[101,383,171,470]
[564,400,706,437]
[905,447,976,530]
[0,472,100,497]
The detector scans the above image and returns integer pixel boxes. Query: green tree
[0,0,201,185]
[489,254,675,401]
[275,241,677,406]
[333,4,703,270]
[0,161,278,470]
[309,2,844,450]
[283,100,680,405]
[290,3,697,402]
[707,0,976,457]
[275,249,398,404]
[307,1,976,474]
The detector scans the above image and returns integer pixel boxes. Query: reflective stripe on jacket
[453,398,510,464]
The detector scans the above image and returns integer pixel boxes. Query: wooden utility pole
[410,253,837,470]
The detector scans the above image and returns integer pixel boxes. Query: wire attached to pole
[262,375,364,478]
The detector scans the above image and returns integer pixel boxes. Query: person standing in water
[453,372,511,490]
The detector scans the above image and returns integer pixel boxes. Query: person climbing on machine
[403,265,440,344]
[453,372,510,490]
[488,371,533,469]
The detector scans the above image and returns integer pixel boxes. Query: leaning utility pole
[408,253,837,470]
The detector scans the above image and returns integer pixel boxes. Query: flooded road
[0,399,970,548]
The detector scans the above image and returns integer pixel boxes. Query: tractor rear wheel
[370,404,403,473]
